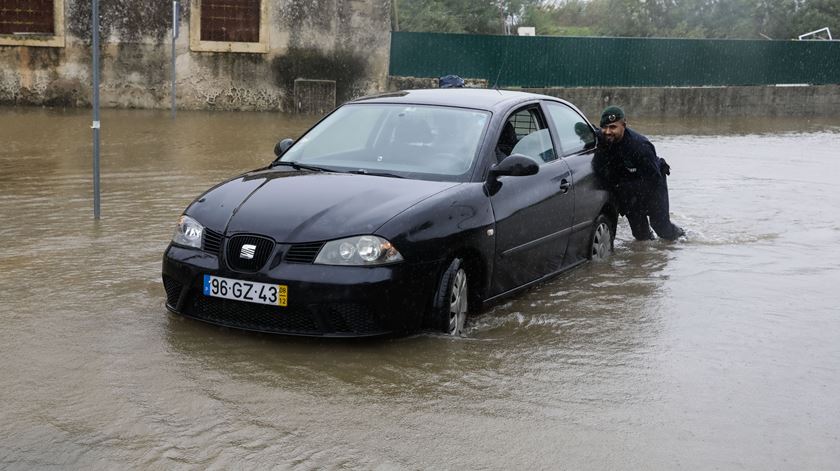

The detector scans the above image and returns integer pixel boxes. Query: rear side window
[497,107,557,165]
[546,102,595,156]
[511,129,555,164]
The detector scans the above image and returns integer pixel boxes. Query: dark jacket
[593,127,665,213]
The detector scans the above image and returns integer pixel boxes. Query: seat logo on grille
[240,244,257,260]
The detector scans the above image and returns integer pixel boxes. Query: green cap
[599,106,625,127]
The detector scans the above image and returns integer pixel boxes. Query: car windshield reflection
[280,104,490,180]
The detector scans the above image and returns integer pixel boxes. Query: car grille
[226,234,275,272]
[203,228,223,255]
[203,231,325,266]
[186,295,320,333]
[322,303,383,333]
[183,294,386,335]
[162,275,183,307]
[285,241,324,263]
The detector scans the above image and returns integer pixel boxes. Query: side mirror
[489,154,539,178]
[485,154,539,195]
[274,138,295,158]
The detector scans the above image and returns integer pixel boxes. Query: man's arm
[636,140,663,185]
[592,151,611,183]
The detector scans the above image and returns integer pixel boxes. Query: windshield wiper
[345,169,405,179]
[270,161,329,172]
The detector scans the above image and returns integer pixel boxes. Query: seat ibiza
[162,89,617,337]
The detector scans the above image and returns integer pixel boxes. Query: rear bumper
[162,244,441,337]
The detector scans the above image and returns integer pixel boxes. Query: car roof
[349,88,564,113]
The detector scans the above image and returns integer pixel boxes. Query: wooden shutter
[0,0,55,35]
[201,0,260,43]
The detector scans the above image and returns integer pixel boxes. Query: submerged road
[1,108,839,469]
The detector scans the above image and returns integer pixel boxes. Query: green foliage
[520,0,594,36]
[397,1,465,33]
[395,0,840,39]
[789,0,840,38]
[394,0,545,34]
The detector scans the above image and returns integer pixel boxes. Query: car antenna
[491,36,510,93]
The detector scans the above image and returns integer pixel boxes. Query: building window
[190,0,268,53]
[0,0,54,34]
[201,0,259,42]
[0,0,64,47]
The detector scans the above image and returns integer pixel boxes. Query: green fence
[389,32,840,87]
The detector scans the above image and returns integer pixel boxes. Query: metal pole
[92,0,101,219]
[171,0,179,118]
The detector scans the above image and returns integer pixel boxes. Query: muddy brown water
[1,107,839,469]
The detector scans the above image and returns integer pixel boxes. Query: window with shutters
[0,0,65,47]
[190,0,268,53]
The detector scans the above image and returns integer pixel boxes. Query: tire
[433,258,468,336]
[589,214,614,261]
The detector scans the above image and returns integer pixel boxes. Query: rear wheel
[589,214,614,261]
[434,258,468,336]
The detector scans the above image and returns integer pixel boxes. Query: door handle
[559,179,571,193]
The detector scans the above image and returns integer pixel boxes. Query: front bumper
[162,244,441,337]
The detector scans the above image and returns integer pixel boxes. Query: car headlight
[172,215,204,249]
[314,235,404,266]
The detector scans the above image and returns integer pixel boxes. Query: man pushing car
[593,106,685,241]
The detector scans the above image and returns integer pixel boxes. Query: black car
[162,89,617,337]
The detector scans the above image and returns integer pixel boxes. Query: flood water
[1,107,839,469]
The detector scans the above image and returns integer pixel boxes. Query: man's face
[601,120,626,144]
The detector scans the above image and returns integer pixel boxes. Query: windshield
[280,103,490,180]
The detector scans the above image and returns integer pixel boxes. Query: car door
[543,101,605,265]
[489,104,575,297]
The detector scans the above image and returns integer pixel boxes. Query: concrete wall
[0,0,391,111]
[388,76,840,118]
[525,85,840,119]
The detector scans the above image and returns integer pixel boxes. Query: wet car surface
[163,90,616,336]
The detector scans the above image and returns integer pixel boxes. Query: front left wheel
[434,258,468,336]
[589,214,614,261]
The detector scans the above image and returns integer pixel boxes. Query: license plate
[203,275,287,307]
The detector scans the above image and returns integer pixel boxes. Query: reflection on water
[1,107,839,469]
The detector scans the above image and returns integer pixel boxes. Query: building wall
[0,0,391,111]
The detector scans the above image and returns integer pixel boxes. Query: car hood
[186,169,461,242]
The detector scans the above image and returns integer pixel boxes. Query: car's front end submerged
[162,97,495,337]
[161,170,463,337]
[162,225,443,337]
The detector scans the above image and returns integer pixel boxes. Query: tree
[397,0,465,33]
[395,0,840,39]
[519,0,596,36]
[395,0,541,34]
[790,0,840,38]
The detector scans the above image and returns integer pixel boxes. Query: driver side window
[495,107,557,165]
[546,102,596,156]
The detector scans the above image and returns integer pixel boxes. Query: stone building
[0,0,392,111]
